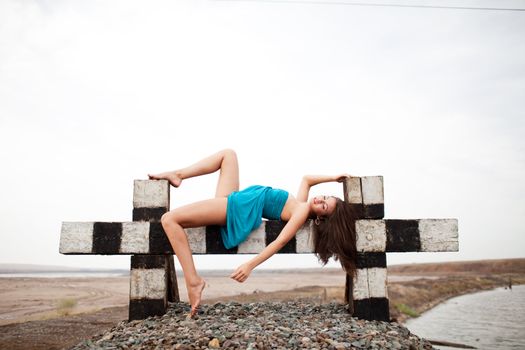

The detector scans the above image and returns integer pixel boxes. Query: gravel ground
[71,301,434,350]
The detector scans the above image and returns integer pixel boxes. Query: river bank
[1,258,523,349]
[388,258,525,323]
[406,285,525,349]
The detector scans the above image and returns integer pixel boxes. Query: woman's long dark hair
[312,198,358,277]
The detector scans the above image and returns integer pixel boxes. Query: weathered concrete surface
[130,268,166,300]
[133,180,169,209]
[59,222,93,254]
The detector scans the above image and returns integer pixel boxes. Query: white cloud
[1,0,524,270]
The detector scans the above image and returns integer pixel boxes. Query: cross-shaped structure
[60,176,458,321]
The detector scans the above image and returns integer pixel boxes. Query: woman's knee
[221,148,237,161]
[161,212,190,241]
[161,211,179,230]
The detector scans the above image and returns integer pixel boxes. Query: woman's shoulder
[291,201,311,221]
[281,196,309,220]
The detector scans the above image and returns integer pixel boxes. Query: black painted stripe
[345,273,354,305]
[347,203,365,218]
[265,220,296,253]
[131,254,167,269]
[205,226,238,254]
[166,256,180,303]
[93,222,122,254]
[356,252,387,269]
[386,219,421,252]
[353,298,390,321]
[369,297,390,322]
[129,299,167,321]
[345,203,384,219]
[149,222,174,255]
[133,207,168,222]
[364,204,384,219]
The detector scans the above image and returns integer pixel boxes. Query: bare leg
[149,148,240,197]
[154,149,240,315]
[161,198,228,316]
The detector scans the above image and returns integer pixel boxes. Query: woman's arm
[296,174,350,202]
[230,203,310,282]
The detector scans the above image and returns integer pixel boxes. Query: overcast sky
[1,0,524,271]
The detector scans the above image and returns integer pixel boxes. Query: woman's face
[310,195,337,217]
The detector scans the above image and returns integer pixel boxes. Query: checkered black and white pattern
[59,177,459,322]
[60,218,457,255]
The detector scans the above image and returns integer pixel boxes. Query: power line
[215,0,525,12]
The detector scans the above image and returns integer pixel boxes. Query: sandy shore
[0,269,348,326]
[0,276,129,326]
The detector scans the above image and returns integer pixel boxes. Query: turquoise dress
[221,185,289,249]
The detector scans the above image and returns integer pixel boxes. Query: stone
[208,338,220,348]
[68,301,434,350]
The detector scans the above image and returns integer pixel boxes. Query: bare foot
[188,278,206,317]
[148,171,182,187]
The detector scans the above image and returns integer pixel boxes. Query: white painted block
[352,269,370,300]
[238,224,266,254]
[296,220,314,253]
[120,222,150,254]
[344,177,362,204]
[419,219,459,252]
[130,268,166,299]
[361,176,384,205]
[367,268,388,298]
[133,180,169,208]
[59,222,94,254]
[355,220,386,252]
[187,227,207,254]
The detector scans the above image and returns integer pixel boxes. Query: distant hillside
[0,263,127,274]
[3,258,523,275]
[389,258,525,275]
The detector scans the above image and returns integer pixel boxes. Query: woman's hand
[230,263,253,283]
[335,173,352,182]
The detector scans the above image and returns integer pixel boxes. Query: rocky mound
[71,301,434,349]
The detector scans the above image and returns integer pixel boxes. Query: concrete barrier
[60,177,458,321]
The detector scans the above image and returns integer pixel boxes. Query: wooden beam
[60,218,458,255]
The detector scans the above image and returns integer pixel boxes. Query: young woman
[149,149,357,316]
